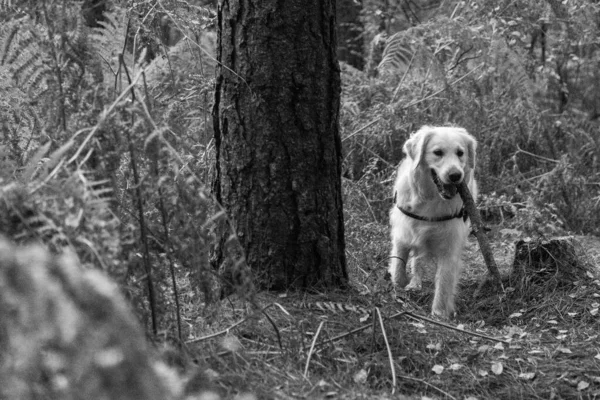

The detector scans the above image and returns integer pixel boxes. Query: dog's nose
[448,172,462,183]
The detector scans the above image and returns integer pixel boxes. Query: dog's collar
[396,203,468,222]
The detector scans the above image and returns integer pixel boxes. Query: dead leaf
[449,363,463,371]
[508,312,522,318]
[353,369,368,384]
[478,345,490,353]
[317,380,329,389]
[426,343,442,351]
[557,347,572,354]
[491,362,503,375]
[577,381,590,391]
[590,308,599,316]
[478,369,489,377]
[220,335,242,352]
[432,365,444,374]
[519,372,536,380]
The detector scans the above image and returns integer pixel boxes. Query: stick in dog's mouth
[431,169,458,200]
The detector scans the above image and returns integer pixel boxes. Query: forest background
[1,0,600,399]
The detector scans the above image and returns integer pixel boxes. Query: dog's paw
[405,278,422,292]
[389,270,409,288]
[396,276,410,288]
[431,307,456,321]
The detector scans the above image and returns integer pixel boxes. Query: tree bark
[213,1,348,290]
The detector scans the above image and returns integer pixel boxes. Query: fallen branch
[304,321,325,378]
[186,303,275,344]
[308,307,508,351]
[457,181,504,295]
[376,307,397,394]
[404,311,509,344]
[397,374,457,400]
[306,310,408,351]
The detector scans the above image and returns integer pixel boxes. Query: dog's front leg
[389,241,410,288]
[405,256,424,291]
[431,254,461,319]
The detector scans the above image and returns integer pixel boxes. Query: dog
[388,126,478,319]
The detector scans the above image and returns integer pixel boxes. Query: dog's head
[403,126,477,200]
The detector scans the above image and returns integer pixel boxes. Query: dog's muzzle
[431,169,459,200]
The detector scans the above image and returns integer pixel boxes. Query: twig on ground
[260,307,283,350]
[376,307,397,394]
[457,181,504,295]
[186,303,274,344]
[397,373,458,400]
[304,321,325,378]
[307,310,408,351]
[404,311,509,344]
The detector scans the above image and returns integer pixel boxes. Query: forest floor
[183,226,600,400]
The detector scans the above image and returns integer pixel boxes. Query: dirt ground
[185,231,600,399]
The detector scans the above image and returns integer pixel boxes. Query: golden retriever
[389,126,477,319]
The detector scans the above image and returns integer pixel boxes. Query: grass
[175,183,600,400]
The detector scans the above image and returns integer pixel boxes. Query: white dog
[389,126,477,319]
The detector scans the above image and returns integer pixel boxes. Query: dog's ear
[460,130,477,170]
[404,127,434,169]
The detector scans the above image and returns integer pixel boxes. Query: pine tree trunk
[213,0,348,290]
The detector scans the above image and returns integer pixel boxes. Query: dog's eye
[457,150,464,157]
[433,150,444,157]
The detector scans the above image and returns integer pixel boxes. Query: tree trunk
[337,0,364,70]
[213,0,348,290]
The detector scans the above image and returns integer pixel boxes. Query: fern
[89,8,132,85]
[486,38,534,100]
[378,32,415,73]
[1,18,52,95]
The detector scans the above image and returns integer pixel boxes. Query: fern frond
[1,23,19,65]
[488,38,534,99]
[91,8,131,78]
[1,17,53,94]
[378,32,414,72]
[12,49,46,84]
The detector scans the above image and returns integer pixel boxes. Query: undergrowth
[0,0,600,398]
